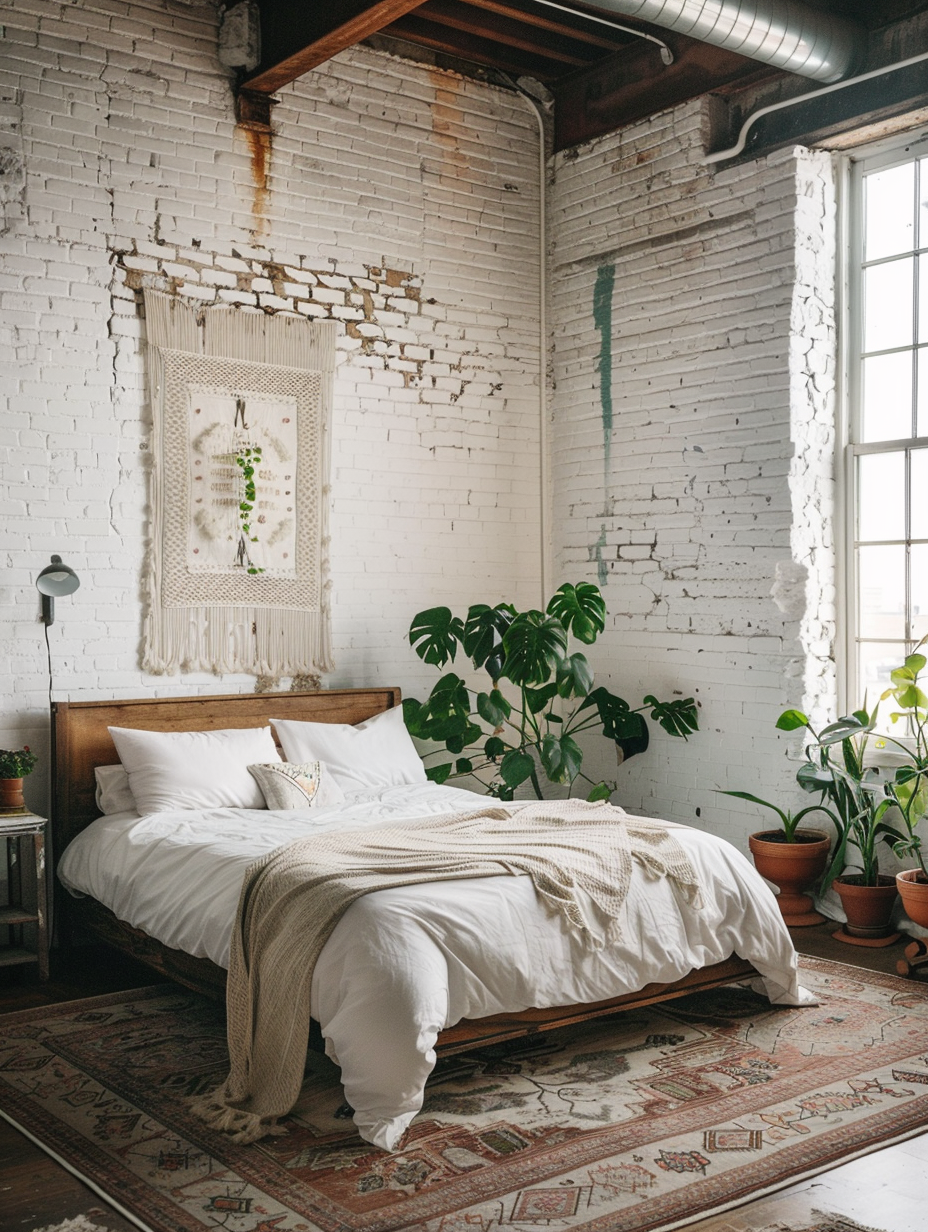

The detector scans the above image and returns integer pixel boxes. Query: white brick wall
[0,0,542,815]
[549,104,837,851]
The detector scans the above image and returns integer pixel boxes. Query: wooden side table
[0,812,49,980]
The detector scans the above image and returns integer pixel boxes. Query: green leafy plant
[0,747,38,778]
[723,643,928,889]
[404,582,698,801]
[234,444,264,575]
[877,644,928,879]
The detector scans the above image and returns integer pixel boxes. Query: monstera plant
[403,582,698,801]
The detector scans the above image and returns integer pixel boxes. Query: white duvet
[58,784,811,1150]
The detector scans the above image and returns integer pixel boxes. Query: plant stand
[896,938,928,978]
[831,925,901,948]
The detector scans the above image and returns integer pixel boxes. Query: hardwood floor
[0,930,926,1232]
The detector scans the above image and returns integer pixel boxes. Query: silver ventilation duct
[586,0,861,83]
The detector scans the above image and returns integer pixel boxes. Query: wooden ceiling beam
[415,1,591,65]
[385,15,561,78]
[242,0,428,94]
[553,33,776,151]
[459,0,627,52]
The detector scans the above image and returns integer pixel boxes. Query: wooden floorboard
[1,929,926,1232]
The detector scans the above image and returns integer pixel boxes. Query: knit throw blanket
[190,799,703,1145]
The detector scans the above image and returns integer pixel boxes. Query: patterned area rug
[1,956,927,1232]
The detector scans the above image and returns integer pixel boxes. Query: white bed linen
[58,784,810,1151]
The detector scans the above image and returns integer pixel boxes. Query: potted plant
[404,582,698,801]
[877,647,928,929]
[720,786,833,927]
[0,746,38,812]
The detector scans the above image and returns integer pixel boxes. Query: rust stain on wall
[242,125,271,233]
[428,69,470,185]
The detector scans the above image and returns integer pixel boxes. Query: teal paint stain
[590,263,615,583]
[593,262,615,476]
[589,524,608,587]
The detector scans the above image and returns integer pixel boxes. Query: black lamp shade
[36,555,80,625]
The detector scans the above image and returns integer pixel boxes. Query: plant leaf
[818,714,872,745]
[524,683,558,714]
[446,721,483,754]
[644,695,698,738]
[539,733,583,784]
[556,652,594,699]
[586,781,613,802]
[462,603,516,676]
[545,582,606,645]
[501,612,568,686]
[719,789,789,827]
[476,688,511,726]
[425,763,453,784]
[500,749,535,788]
[455,758,474,774]
[776,709,809,731]
[409,607,464,667]
[580,687,650,761]
[485,736,506,760]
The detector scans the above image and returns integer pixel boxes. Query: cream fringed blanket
[190,800,703,1145]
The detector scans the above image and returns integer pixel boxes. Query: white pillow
[94,764,137,815]
[247,761,346,811]
[108,726,281,814]
[271,706,426,794]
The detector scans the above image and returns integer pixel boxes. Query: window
[846,140,928,712]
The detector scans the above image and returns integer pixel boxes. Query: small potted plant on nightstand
[0,746,38,813]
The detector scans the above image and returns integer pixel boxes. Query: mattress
[58,784,812,1149]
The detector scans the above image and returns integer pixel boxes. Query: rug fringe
[188,1093,288,1143]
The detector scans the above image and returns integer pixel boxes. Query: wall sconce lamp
[36,555,81,626]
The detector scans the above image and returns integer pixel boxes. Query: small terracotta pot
[0,777,24,810]
[834,875,899,939]
[896,869,928,930]
[748,829,831,927]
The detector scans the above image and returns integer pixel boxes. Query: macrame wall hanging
[142,290,336,677]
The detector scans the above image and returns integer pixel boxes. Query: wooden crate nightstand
[0,812,49,980]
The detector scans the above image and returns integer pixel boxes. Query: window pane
[858,642,905,706]
[862,351,913,441]
[913,544,928,640]
[866,161,915,260]
[919,254,928,344]
[917,349,928,438]
[864,259,914,353]
[858,451,906,541]
[912,449,928,539]
[858,545,906,638]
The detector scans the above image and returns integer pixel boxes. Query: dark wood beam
[459,0,628,52]
[242,0,428,95]
[386,14,563,77]
[415,1,592,66]
[553,32,776,152]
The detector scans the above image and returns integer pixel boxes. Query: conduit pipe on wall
[587,0,862,82]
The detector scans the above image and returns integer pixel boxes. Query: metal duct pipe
[587,0,862,83]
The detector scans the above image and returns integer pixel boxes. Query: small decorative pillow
[247,761,346,811]
[94,764,137,815]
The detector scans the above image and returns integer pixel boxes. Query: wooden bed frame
[51,688,757,1056]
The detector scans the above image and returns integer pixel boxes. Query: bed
[52,688,807,1150]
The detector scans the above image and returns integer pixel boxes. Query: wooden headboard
[51,687,401,864]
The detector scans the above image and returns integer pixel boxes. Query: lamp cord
[44,618,53,713]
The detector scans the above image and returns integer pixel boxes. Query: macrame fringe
[188,1093,287,1144]
[142,289,335,678]
[144,290,337,372]
[142,606,334,676]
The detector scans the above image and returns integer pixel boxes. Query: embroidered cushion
[247,761,345,811]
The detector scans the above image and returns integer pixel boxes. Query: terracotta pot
[896,869,928,930]
[0,777,24,810]
[834,875,899,939]
[748,829,831,927]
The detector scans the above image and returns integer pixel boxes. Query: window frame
[840,130,928,716]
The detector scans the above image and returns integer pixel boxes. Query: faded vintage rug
[1,957,927,1232]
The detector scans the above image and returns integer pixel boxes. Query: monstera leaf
[540,733,583,784]
[501,612,567,686]
[580,687,650,761]
[409,607,464,667]
[546,583,606,645]
[463,603,516,679]
[644,696,699,739]
[556,652,593,699]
